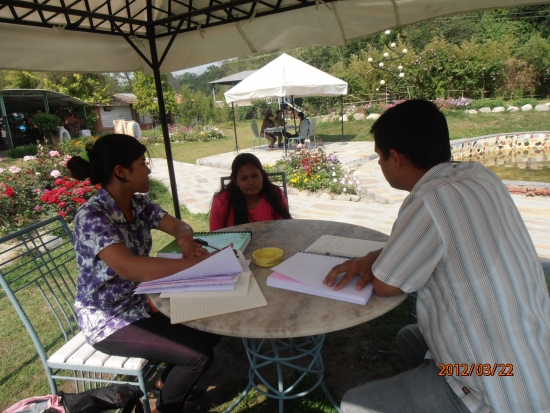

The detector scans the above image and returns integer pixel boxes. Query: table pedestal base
[223,335,340,413]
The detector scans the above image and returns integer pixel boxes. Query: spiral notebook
[157,231,252,257]
[304,235,386,258]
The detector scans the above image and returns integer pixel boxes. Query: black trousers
[93,312,222,413]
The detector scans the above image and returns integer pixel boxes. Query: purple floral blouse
[74,187,166,345]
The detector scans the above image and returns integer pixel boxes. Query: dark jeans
[93,312,222,413]
[274,131,292,145]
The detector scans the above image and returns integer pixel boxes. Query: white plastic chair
[251,121,267,150]
[0,216,159,412]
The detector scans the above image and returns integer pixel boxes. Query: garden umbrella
[0,0,544,216]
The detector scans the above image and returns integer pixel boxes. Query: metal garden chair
[250,120,267,150]
[308,118,318,148]
[220,171,288,202]
[0,216,158,412]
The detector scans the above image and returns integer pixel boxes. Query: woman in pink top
[210,153,291,231]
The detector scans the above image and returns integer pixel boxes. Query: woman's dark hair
[370,100,451,170]
[67,134,148,186]
[216,153,291,226]
[264,113,274,121]
[297,112,305,120]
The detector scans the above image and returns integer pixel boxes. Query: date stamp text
[438,363,514,377]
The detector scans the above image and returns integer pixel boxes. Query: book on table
[157,231,252,257]
[268,235,386,305]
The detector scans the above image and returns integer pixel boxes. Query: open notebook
[268,235,386,304]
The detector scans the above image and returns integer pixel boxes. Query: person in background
[260,112,277,150]
[324,100,550,413]
[273,109,293,148]
[210,153,291,231]
[290,112,310,144]
[67,134,222,413]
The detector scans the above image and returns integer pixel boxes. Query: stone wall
[451,132,549,169]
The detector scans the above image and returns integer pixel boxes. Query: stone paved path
[151,142,550,260]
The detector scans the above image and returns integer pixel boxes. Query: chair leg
[137,371,152,413]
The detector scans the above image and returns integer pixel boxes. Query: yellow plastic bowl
[252,247,284,268]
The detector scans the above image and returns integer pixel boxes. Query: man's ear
[388,149,405,169]
[113,165,125,178]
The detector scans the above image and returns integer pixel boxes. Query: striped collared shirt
[373,161,550,413]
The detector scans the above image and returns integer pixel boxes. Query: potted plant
[31,111,61,144]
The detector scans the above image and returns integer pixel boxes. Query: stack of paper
[135,248,243,294]
[267,236,386,305]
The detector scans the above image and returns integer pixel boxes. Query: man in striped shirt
[325,100,550,413]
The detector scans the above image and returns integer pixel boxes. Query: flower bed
[0,139,98,235]
[265,148,361,195]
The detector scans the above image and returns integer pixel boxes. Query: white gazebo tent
[224,53,348,152]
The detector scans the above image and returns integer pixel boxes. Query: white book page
[272,252,348,287]
[160,272,251,298]
[305,235,386,258]
[169,275,267,323]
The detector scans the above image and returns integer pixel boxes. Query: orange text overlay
[438,364,514,377]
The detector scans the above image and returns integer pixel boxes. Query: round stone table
[150,219,408,413]
[150,219,407,338]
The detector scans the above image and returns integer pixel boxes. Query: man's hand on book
[323,249,382,291]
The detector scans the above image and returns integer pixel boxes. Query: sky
[173,61,221,76]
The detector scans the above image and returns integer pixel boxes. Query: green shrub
[511,98,539,107]
[6,144,38,158]
[31,112,61,135]
[468,98,507,109]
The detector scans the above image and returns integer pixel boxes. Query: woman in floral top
[68,134,221,413]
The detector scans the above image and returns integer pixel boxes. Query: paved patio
[150,141,550,262]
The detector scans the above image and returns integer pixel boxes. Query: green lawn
[145,110,549,164]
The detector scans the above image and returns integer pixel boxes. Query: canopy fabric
[224,53,347,103]
[0,0,545,74]
[210,71,258,86]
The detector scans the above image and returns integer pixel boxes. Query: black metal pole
[146,24,181,219]
[232,102,238,153]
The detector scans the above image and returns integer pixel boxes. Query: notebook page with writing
[169,275,267,323]
[305,235,386,258]
[160,272,250,298]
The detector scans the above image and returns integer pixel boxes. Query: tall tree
[132,71,177,119]
[43,73,112,104]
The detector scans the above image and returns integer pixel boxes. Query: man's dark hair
[297,112,305,120]
[370,100,451,170]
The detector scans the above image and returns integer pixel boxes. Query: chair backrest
[0,216,77,371]
[250,120,260,138]
[219,171,288,202]
[310,118,317,136]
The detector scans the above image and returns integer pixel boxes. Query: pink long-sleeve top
[210,189,289,231]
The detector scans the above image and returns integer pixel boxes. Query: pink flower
[9,166,21,174]
[35,205,41,211]
[63,155,72,161]
[61,161,67,167]
[49,150,60,157]
[50,170,61,178]
[23,156,36,161]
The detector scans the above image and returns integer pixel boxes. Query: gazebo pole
[340,94,346,145]
[0,95,14,149]
[147,25,181,219]
[232,102,239,153]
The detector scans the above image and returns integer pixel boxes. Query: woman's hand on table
[177,234,208,258]
[323,249,383,291]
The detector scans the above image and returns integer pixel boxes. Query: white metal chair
[308,118,318,148]
[251,121,267,150]
[0,216,158,412]
[220,171,288,203]
[287,118,311,151]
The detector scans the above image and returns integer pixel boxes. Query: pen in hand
[194,238,236,255]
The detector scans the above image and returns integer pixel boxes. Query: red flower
[54,179,63,185]
[47,195,60,204]
[59,202,67,208]
[5,186,15,197]
[41,193,49,202]
[58,211,67,217]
